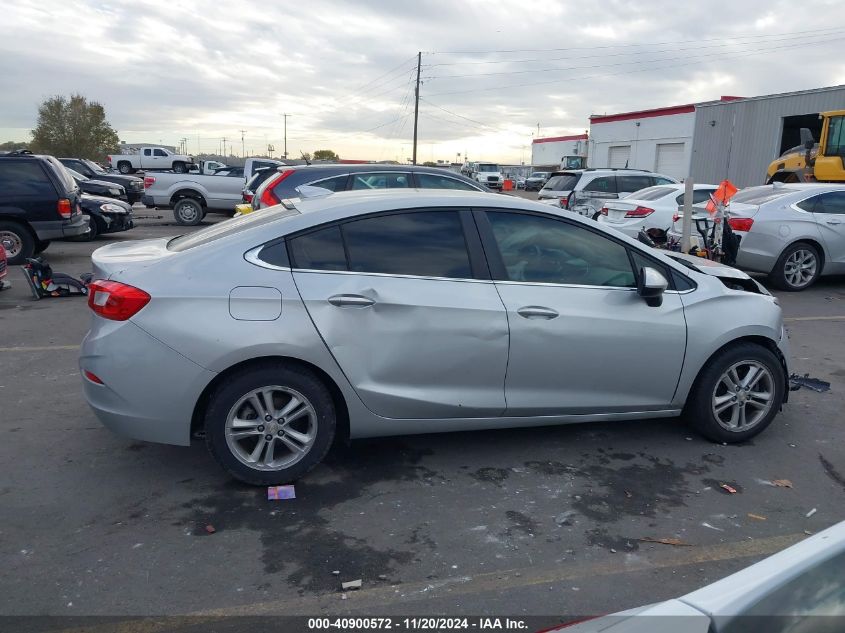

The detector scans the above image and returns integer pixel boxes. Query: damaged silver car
[80,190,789,484]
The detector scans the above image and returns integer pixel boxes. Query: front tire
[173,162,187,174]
[686,342,784,443]
[173,198,204,226]
[769,241,821,291]
[204,363,336,485]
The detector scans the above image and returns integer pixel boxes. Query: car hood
[80,194,132,212]
[665,251,751,280]
[82,178,121,189]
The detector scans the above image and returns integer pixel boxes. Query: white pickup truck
[471,162,504,190]
[107,147,194,174]
[141,157,286,225]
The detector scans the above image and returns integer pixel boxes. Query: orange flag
[706,180,738,214]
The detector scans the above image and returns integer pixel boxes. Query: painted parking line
[784,315,845,322]
[0,345,80,353]
[56,532,805,632]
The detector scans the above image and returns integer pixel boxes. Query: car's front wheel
[0,220,35,265]
[686,342,784,443]
[204,362,337,485]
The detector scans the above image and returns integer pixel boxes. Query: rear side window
[0,161,57,196]
[342,211,471,278]
[350,172,411,190]
[416,173,478,191]
[583,176,617,193]
[544,173,580,191]
[619,175,653,193]
[306,175,348,192]
[675,189,717,205]
[288,225,346,271]
[654,176,675,185]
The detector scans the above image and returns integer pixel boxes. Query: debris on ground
[341,594,347,600]
[701,522,724,532]
[267,485,296,500]
[720,483,738,494]
[331,570,340,576]
[772,479,793,488]
[638,537,692,546]
[205,524,216,534]
[748,513,767,521]
[789,374,831,393]
[341,579,362,591]
[555,510,577,526]
[624,491,632,498]
[378,574,388,580]
[806,508,817,518]
[804,530,813,535]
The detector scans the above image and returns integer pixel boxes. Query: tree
[0,141,29,152]
[422,161,438,167]
[30,94,119,160]
[313,149,339,161]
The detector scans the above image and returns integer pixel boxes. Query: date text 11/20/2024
[307,617,529,630]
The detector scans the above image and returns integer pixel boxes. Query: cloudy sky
[1,0,844,163]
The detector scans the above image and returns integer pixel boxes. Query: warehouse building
[530,133,588,171]
[689,84,845,187]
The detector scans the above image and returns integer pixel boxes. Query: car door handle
[517,306,559,319]
[825,219,842,225]
[328,294,375,307]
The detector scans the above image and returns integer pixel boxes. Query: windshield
[477,164,500,172]
[167,205,301,252]
[731,186,793,205]
[530,172,548,178]
[543,173,580,191]
[83,159,107,175]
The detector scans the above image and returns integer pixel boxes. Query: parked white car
[107,147,194,174]
[597,183,719,240]
[667,183,845,290]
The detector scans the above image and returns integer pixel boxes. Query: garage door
[655,143,685,179]
[608,145,631,169]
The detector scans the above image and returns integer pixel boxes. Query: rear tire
[0,220,35,265]
[118,161,132,175]
[173,162,187,174]
[173,198,204,226]
[204,362,336,485]
[686,342,784,443]
[82,215,100,241]
[768,241,821,291]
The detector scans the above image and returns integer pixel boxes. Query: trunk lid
[91,238,173,279]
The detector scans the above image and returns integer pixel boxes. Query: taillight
[672,213,680,223]
[624,206,655,218]
[243,192,254,203]
[57,198,72,219]
[728,217,754,232]
[87,280,151,321]
[559,193,572,209]
[83,370,104,385]
[259,169,295,207]
[144,176,156,189]
[600,207,608,216]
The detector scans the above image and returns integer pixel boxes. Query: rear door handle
[825,219,842,225]
[328,294,375,307]
[517,306,559,320]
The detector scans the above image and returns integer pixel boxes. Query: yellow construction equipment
[766,110,845,183]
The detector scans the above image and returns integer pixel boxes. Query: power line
[426,34,845,97]
[424,25,845,55]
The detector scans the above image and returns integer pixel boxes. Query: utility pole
[282,113,290,159]
[537,123,540,138]
[239,130,247,157]
[412,51,421,165]
[221,137,228,157]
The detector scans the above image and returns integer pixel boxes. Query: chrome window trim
[244,245,291,271]
[493,280,637,291]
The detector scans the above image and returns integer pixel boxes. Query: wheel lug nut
[278,430,285,436]
[265,415,272,422]
[257,425,264,432]
[265,434,272,441]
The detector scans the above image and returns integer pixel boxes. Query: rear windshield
[45,156,78,193]
[626,186,675,201]
[731,187,792,205]
[167,206,300,252]
[544,173,580,191]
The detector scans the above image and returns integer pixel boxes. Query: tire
[0,220,35,265]
[173,198,204,226]
[686,342,785,443]
[204,362,336,485]
[768,241,822,291]
[83,215,100,241]
[118,161,133,175]
[34,239,51,254]
[172,162,187,174]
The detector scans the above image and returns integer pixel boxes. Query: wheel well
[190,356,351,445]
[170,190,207,208]
[0,216,35,237]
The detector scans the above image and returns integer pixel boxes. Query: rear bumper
[31,213,90,240]
[141,194,157,208]
[80,319,216,446]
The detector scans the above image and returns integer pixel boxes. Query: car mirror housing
[638,266,668,307]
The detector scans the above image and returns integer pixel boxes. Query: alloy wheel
[783,248,817,288]
[224,386,317,471]
[711,361,775,432]
[0,231,22,258]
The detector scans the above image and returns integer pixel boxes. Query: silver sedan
[669,183,845,291]
[80,190,789,484]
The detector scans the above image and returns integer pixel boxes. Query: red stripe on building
[590,96,744,124]
[532,133,588,144]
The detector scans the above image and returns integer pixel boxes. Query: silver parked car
[551,519,845,632]
[668,183,845,291]
[80,190,788,484]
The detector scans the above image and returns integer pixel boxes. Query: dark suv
[0,152,89,263]
[58,158,145,204]
[252,164,487,210]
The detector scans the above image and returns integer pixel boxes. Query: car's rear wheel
[117,161,133,174]
[686,342,784,443]
[173,198,204,225]
[0,221,35,265]
[204,363,336,485]
[173,162,187,174]
[769,241,821,291]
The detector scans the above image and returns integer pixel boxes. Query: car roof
[278,163,472,175]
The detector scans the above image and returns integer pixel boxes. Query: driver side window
[485,211,636,287]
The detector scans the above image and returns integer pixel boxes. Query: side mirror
[638,266,668,307]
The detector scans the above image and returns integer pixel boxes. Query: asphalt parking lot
[2,202,845,629]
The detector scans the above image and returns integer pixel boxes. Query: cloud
[0,0,843,162]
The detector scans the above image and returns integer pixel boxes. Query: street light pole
[412,51,421,165]
[283,113,290,159]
